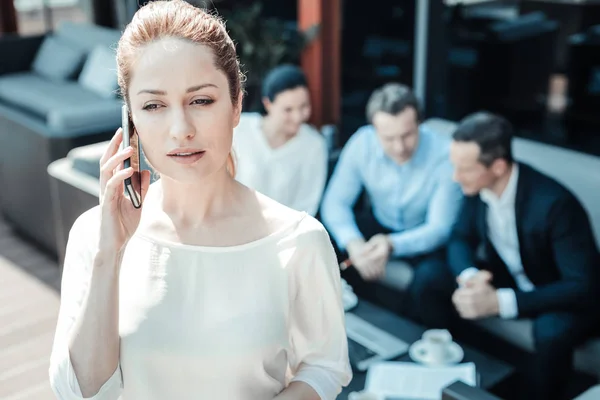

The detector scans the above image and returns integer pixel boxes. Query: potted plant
[219,2,319,111]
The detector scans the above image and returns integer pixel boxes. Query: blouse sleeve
[49,208,123,400]
[288,220,352,399]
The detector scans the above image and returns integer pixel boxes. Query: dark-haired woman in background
[234,65,328,216]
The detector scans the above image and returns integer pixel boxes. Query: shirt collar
[480,163,519,206]
[373,126,429,168]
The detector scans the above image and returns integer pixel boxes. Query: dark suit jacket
[448,163,600,318]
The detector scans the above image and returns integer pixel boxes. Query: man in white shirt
[410,112,600,400]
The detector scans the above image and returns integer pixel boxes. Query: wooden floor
[0,216,61,400]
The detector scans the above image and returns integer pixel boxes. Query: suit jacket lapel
[514,163,529,227]
[514,163,531,282]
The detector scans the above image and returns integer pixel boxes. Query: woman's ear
[233,91,243,127]
[262,97,272,113]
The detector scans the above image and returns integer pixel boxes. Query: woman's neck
[155,167,241,225]
[261,115,293,149]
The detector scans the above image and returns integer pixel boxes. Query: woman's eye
[192,99,214,106]
[142,104,161,111]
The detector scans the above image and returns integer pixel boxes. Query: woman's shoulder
[257,193,329,244]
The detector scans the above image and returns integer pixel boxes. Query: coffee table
[338,300,515,399]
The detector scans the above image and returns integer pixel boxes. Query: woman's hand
[98,128,151,254]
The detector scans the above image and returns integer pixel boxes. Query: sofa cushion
[31,35,86,81]
[575,386,600,400]
[48,102,121,136]
[55,22,122,56]
[0,72,121,138]
[475,317,600,377]
[67,140,110,179]
[78,45,118,99]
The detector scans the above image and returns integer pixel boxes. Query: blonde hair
[116,0,244,177]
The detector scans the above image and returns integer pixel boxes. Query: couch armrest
[0,34,45,75]
[442,381,502,400]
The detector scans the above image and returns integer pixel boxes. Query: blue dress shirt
[321,124,463,258]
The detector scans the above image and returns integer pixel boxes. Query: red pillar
[298,0,341,128]
[0,0,19,34]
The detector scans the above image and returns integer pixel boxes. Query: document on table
[365,361,477,400]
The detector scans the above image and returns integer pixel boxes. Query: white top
[233,113,329,216]
[49,207,352,400]
[460,164,535,319]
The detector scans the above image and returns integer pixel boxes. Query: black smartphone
[122,104,142,208]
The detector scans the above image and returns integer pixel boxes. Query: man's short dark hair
[366,83,421,123]
[452,111,514,167]
[261,64,308,102]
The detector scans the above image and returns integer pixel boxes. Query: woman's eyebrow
[137,84,218,96]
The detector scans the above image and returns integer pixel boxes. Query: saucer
[408,340,464,366]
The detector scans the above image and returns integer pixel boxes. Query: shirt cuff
[291,365,343,400]
[335,229,364,252]
[496,288,519,319]
[458,267,479,287]
[388,233,404,258]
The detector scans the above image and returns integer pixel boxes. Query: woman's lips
[167,151,205,164]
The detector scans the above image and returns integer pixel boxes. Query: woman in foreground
[48,1,351,399]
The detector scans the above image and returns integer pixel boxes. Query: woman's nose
[169,110,196,140]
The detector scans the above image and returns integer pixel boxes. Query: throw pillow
[32,35,86,81]
[78,45,118,99]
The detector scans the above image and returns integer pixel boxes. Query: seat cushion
[67,140,110,179]
[475,317,600,377]
[575,385,600,400]
[0,72,121,138]
[31,35,86,81]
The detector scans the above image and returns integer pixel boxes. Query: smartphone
[122,104,142,208]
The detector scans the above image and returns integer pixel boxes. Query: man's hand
[346,235,392,281]
[457,270,493,288]
[452,270,499,319]
[362,234,392,280]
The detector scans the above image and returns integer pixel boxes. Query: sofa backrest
[422,118,600,249]
[55,21,122,55]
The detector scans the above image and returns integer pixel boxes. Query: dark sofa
[0,22,123,255]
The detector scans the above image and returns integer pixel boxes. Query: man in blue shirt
[321,83,463,308]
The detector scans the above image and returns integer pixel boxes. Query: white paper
[365,361,477,400]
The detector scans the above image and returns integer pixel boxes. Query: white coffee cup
[420,329,453,365]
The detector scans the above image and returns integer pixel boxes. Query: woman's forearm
[274,381,321,400]
[67,250,122,397]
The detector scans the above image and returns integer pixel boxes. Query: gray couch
[383,118,600,379]
[0,22,122,254]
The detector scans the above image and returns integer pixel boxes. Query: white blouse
[233,113,329,217]
[49,207,352,400]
